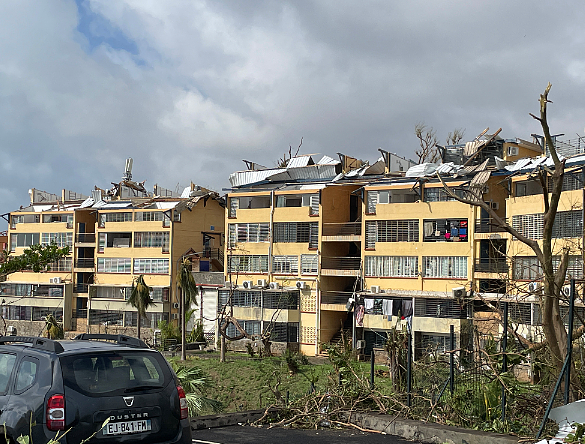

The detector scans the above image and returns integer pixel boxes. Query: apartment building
[220,135,553,357]
[3,161,225,337]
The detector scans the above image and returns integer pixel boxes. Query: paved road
[192,425,420,443]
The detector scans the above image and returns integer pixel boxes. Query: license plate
[103,419,151,435]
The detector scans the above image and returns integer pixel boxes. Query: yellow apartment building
[3,162,225,339]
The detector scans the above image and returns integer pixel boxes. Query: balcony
[322,222,362,242]
[75,258,95,270]
[75,233,96,247]
[321,290,353,305]
[75,283,89,293]
[321,256,361,277]
[475,218,508,234]
[474,258,509,274]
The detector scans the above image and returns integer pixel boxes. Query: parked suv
[0,334,191,444]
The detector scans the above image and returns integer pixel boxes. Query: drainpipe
[268,191,275,283]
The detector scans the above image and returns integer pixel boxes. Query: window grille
[414,298,466,319]
[423,188,465,202]
[366,220,419,245]
[422,256,467,278]
[227,255,269,273]
[134,232,170,251]
[273,222,318,246]
[301,255,318,274]
[229,223,270,247]
[97,258,131,273]
[365,256,418,277]
[553,255,584,279]
[423,219,468,242]
[272,255,299,274]
[365,221,377,249]
[263,290,299,309]
[553,210,583,238]
[134,211,164,222]
[229,197,239,217]
[309,193,320,215]
[133,258,169,274]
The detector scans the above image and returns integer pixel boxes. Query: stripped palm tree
[127,275,155,340]
[177,258,198,360]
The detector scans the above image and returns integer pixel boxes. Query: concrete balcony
[321,256,361,277]
[75,233,96,247]
[321,222,362,242]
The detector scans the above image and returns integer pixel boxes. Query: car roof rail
[73,334,148,349]
[0,336,65,354]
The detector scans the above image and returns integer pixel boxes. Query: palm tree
[177,258,198,360]
[127,275,155,340]
[169,359,222,416]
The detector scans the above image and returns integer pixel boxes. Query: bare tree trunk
[220,335,226,362]
[181,288,186,361]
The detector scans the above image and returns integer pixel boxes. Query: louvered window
[228,255,269,273]
[274,222,318,246]
[365,221,377,249]
[423,256,467,278]
[512,211,583,240]
[229,197,239,217]
[228,223,270,247]
[365,220,418,247]
[366,191,378,214]
[512,214,544,240]
[365,256,418,277]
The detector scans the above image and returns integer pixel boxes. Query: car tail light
[177,385,188,420]
[47,394,65,431]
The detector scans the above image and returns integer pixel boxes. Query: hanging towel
[402,299,413,318]
[355,305,364,327]
[382,299,393,317]
[364,298,375,312]
[423,221,434,237]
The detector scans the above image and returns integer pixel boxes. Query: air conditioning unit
[507,146,519,156]
[172,313,179,320]
[490,201,500,210]
[371,285,381,294]
[561,285,571,297]
[257,279,267,288]
[452,286,466,299]
[242,280,254,290]
[528,282,541,293]
[356,340,366,350]
[173,302,180,309]
[269,282,280,290]
[296,281,308,290]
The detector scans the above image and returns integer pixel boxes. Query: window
[49,257,72,272]
[415,298,466,319]
[10,214,39,228]
[365,256,419,277]
[228,223,270,247]
[42,213,73,226]
[366,191,378,214]
[276,193,319,215]
[134,211,164,222]
[134,232,170,251]
[15,358,38,393]
[423,219,468,242]
[273,222,318,248]
[553,255,584,280]
[229,197,239,217]
[225,320,261,338]
[301,255,318,274]
[150,287,170,302]
[272,255,299,274]
[512,211,583,240]
[423,187,465,202]
[228,255,269,274]
[97,258,131,273]
[41,232,73,247]
[365,220,419,248]
[423,256,467,278]
[218,290,262,308]
[133,258,169,274]
[97,232,132,252]
[98,212,132,227]
[420,334,451,354]
[10,233,40,251]
[0,353,16,393]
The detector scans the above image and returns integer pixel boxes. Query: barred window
[513,256,542,280]
[366,191,378,214]
[273,222,318,247]
[41,232,73,247]
[553,211,583,239]
[228,223,270,247]
[134,211,164,222]
[99,212,132,227]
[133,258,169,274]
[423,256,467,278]
[229,197,239,217]
[365,220,419,247]
[553,255,583,280]
[10,233,40,251]
[365,256,418,277]
[415,298,466,319]
[423,219,468,242]
[301,255,318,274]
[97,258,131,273]
[424,188,465,202]
[134,232,170,251]
[228,255,269,274]
[272,255,298,274]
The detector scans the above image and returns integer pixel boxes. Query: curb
[192,410,521,443]
[344,412,519,444]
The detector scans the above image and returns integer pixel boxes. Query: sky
[1,1,585,220]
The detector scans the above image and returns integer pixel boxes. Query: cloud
[1,0,585,218]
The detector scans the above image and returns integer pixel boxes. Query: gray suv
[0,334,191,444]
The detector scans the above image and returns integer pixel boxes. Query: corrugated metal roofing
[229,168,287,187]
[406,163,438,177]
[287,155,313,168]
[317,155,340,165]
[286,164,338,180]
[469,171,491,188]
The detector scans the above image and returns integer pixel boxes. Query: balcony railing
[76,233,96,243]
[75,258,95,269]
[475,218,508,234]
[321,257,361,270]
[474,258,509,274]
[322,222,362,237]
[203,248,224,263]
[72,309,88,319]
[75,283,89,293]
[321,291,353,305]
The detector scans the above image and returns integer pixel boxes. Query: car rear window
[60,351,171,396]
